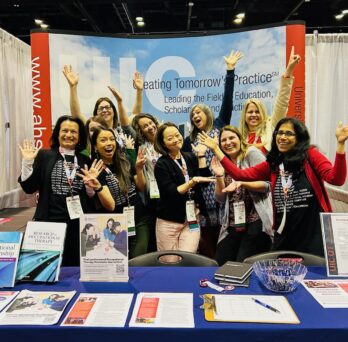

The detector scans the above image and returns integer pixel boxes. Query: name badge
[149,177,160,199]
[66,195,83,220]
[186,200,200,231]
[123,206,136,236]
[233,201,246,231]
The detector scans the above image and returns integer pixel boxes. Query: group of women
[19,46,348,267]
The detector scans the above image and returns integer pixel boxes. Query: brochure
[16,221,67,282]
[0,289,76,325]
[62,293,133,327]
[302,279,348,308]
[0,232,23,288]
[129,292,194,328]
[320,213,348,276]
[80,213,128,282]
[0,291,19,312]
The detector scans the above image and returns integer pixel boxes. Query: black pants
[62,219,80,266]
[215,220,271,266]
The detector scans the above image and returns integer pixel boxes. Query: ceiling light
[40,24,49,29]
[137,21,145,27]
[233,18,242,24]
[335,14,344,20]
[304,0,310,2]
[236,13,245,19]
[13,4,20,7]
[342,9,348,14]
[188,2,194,7]
[34,19,43,25]
[135,17,143,22]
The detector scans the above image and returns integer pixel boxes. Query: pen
[251,297,280,314]
[212,295,218,315]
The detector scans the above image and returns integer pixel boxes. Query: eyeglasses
[275,130,296,137]
[97,105,111,112]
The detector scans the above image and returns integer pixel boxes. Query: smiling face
[138,117,157,142]
[163,126,183,156]
[245,102,262,131]
[220,130,241,160]
[276,122,297,154]
[96,100,114,127]
[191,106,208,131]
[58,120,79,150]
[95,130,116,163]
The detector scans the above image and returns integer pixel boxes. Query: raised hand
[191,143,207,157]
[224,50,244,70]
[77,160,104,190]
[108,85,122,102]
[18,140,40,161]
[222,180,242,193]
[284,46,301,77]
[135,148,147,170]
[62,65,79,87]
[124,134,135,149]
[211,156,224,176]
[133,71,144,91]
[336,121,348,144]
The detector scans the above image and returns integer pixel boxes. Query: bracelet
[215,175,224,178]
[95,185,103,193]
[198,155,205,158]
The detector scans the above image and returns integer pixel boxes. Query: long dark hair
[92,97,118,128]
[91,127,131,193]
[267,117,311,173]
[50,115,87,152]
[132,113,160,145]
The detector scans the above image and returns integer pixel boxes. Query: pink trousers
[156,218,200,255]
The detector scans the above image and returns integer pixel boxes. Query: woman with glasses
[199,117,348,256]
[239,46,301,154]
[62,65,140,145]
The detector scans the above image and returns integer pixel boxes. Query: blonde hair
[239,99,269,148]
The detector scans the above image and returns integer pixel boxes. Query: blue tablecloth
[1,266,348,341]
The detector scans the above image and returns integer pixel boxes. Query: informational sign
[31,22,305,148]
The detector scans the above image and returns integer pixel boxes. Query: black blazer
[19,148,92,221]
[154,151,210,223]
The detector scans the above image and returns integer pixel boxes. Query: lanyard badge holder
[186,188,200,232]
[233,201,246,232]
[277,163,292,235]
[123,193,136,237]
[60,148,83,220]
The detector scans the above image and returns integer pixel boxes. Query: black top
[97,163,146,223]
[154,151,210,223]
[19,148,92,222]
[273,170,324,256]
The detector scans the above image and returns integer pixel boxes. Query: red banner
[31,32,52,148]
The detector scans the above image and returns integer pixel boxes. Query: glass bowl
[253,259,308,293]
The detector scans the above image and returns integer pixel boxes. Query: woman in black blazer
[18,115,92,266]
[154,122,214,255]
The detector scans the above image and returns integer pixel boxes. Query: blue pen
[251,297,281,314]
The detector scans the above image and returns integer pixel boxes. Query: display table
[1,266,348,341]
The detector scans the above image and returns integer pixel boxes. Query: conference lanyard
[172,155,190,183]
[59,147,78,194]
[277,163,293,235]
